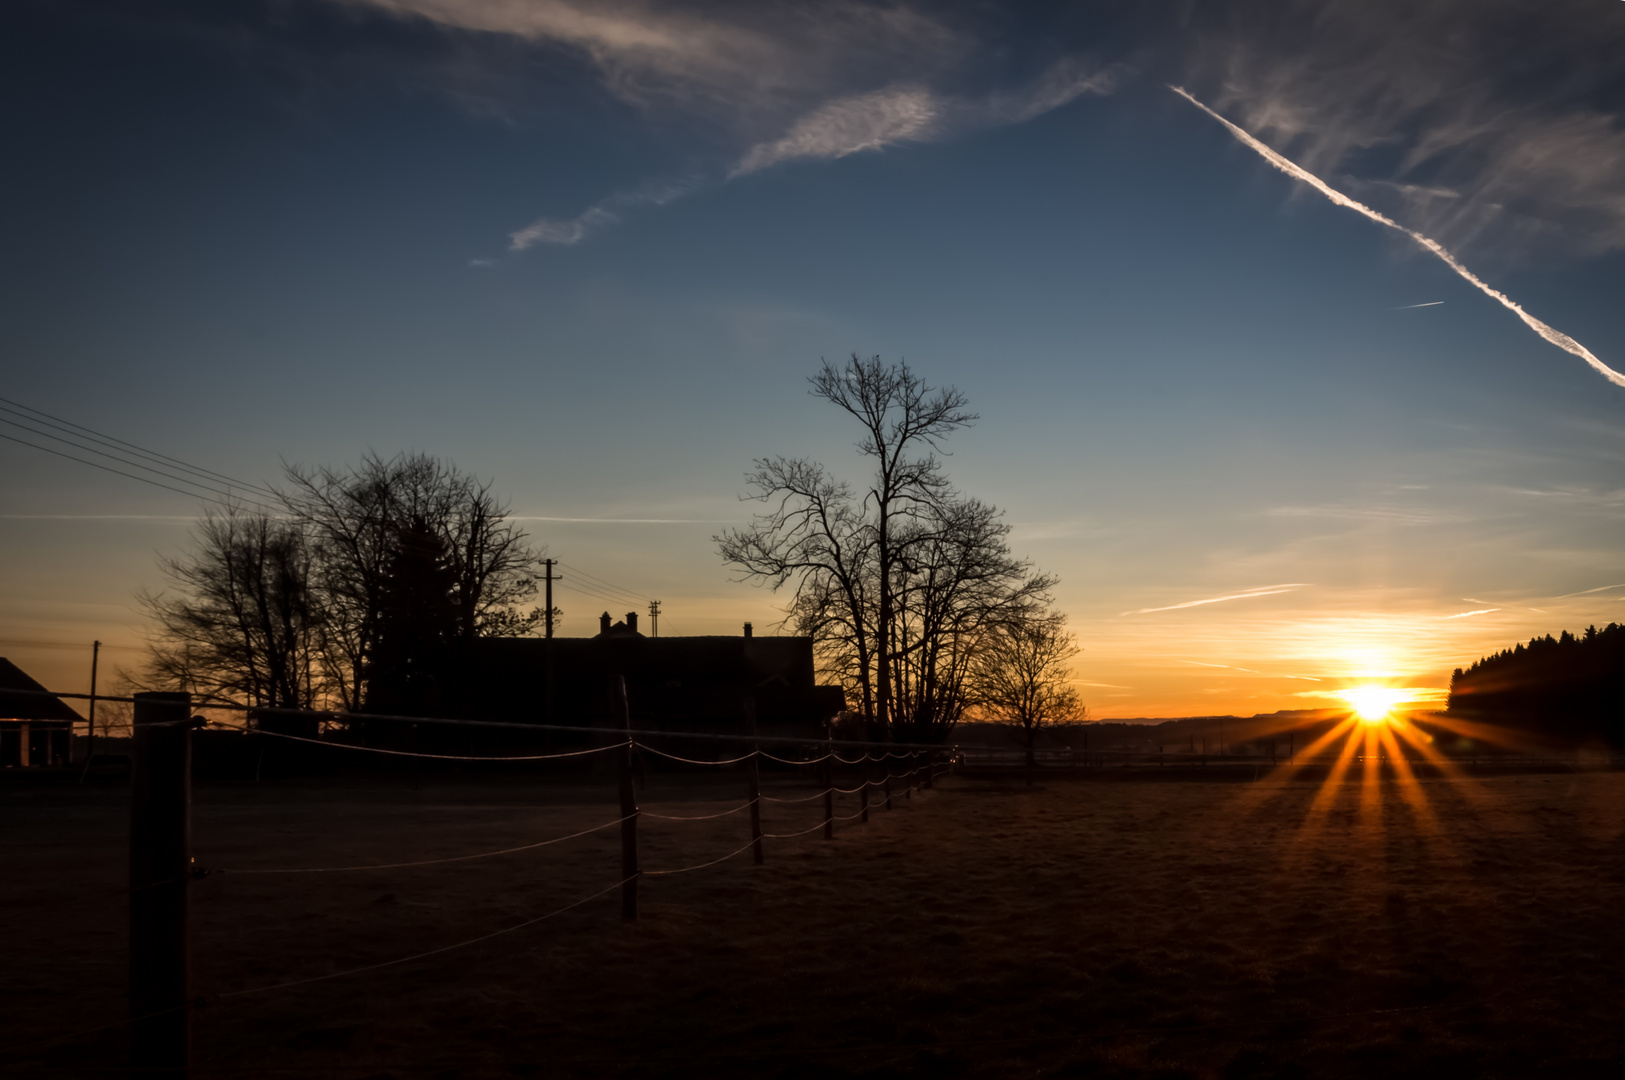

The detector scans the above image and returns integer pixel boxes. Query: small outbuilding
[0,658,83,767]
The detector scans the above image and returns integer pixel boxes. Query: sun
[1343,686,1405,723]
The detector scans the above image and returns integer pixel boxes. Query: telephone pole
[542,559,557,639]
[542,559,558,723]
[648,600,660,638]
[87,640,100,763]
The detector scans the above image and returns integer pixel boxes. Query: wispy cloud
[1181,660,1319,681]
[1121,584,1307,617]
[1443,608,1499,619]
[731,85,938,177]
[1552,582,1625,598]
[1394,301,1443,309]
[1182,660,1258,672]
[1267,503,1467,527]
[0,514,198,522]
[508,516,729,524]
[731,58,1119,178]
[331,4,1122,249]
[1187,0,1625,259]
[341,0,924,111]
[1172,85,1625,389]
[509,177,702,250]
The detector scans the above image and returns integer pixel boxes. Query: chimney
[600,611,612,635]
[626,611,638,633]
[743,622,753,639]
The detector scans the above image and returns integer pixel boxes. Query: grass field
[5,764,1625,1078]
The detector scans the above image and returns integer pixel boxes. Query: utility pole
[542,559,558,724]
[542,559,557,639]
[87,640,100,762]
[648,600,660,639]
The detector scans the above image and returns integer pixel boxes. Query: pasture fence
[12,685,953,1077]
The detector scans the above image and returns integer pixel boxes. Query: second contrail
[1171,86,1625,389]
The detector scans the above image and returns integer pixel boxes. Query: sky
[3,0,1624,718]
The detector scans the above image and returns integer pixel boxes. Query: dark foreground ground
[3,764,1624,1078]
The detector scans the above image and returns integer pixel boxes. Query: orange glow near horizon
[1341,686,1408,723]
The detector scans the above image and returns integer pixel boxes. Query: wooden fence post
[883,761,893,811]
[744,697,763,865]
[924,750,934,789]
[130,691,192,1079]
[614,676,639,920]
[860,767,869,823]
[822,725,834,840]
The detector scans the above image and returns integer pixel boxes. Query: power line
[0,415,282,516]
[0,430,255,513]
[0,637,142,651]
[558,562,649,605]
[555,581,644,610]
[0,395,280,502]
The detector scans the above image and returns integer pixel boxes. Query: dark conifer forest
[1447,623,1625,745]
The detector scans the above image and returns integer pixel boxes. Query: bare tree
[808,357,974,732]
[972,613,1082,783]
[719,356,1057,743]
[279,452,546,711]
[886,499,1056,743]
[140,507,323,709]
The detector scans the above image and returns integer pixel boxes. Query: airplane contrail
[1171,86,1625,389]
[1396,301,1444,309]
[1121,584,1307,616]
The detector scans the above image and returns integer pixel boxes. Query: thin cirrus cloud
[730,57,1120,178]
[511,58,1119,249]
[510,179,701,251]
[1172,85,1625,390]
[729,85,939,177]
[1120,584,1308,618]
[337,0,967,112]
[1187,0,1625,258]
[1552,583,1625,599]
[1181,660,1320,681]
[1442,608,1499,619]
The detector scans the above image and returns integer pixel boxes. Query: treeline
[141,453,548,715]
[1447,624,1625,745]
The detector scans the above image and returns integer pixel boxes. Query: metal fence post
[129,691,192,1079]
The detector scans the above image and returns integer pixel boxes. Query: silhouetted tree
[971,613,1081,783]
[366,520,459,715]
[884,498,1056,743]
[718,356,1057,742]
[140,507,323,709]
[279,452,547,711]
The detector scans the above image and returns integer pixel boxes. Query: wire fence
[8,684,954,1073]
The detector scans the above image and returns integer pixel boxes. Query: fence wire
[218,814,634,875]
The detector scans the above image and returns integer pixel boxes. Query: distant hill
[1447,623,1625,746]
[954,710,1345,751]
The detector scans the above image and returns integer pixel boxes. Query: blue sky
[4,0,1624,715]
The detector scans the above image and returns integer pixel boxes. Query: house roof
[0,658,84,723]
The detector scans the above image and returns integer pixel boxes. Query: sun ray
[1290,717,1366,851]
[1377,722,1445,835]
